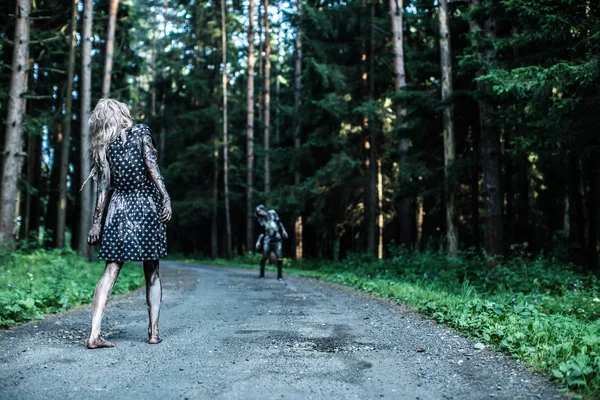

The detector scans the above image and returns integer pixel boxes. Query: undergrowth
[0,248,144,327]
[184,249,600,397]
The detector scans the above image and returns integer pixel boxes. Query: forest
[2,0,600,395]
[0,0,598,266]
[1,0,600,267]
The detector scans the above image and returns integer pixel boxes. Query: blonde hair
[84,99,133,189]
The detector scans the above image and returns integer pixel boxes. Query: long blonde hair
[83,99,133,189]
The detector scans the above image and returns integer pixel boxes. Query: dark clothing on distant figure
[257,209,284,259]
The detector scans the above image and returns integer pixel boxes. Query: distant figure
[85,99,171,349]
[255,205,288,280]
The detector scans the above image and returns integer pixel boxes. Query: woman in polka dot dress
[85,99,172,349]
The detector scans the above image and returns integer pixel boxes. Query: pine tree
[0,0,31,244]
[79,0,94,258]
[56,0,79,248]
[246,0,256,252]
[439,0,457,255]
[102,0,119,98]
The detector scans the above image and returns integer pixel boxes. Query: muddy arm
[256,233,265,250]
[87,179,109,245]
[279,220,288,239]
[142,134,172,224]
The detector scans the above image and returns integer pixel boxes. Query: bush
[0,248,144,327]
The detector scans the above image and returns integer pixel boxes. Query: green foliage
[0,249,144,327]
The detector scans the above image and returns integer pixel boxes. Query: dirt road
[0,262,562,399]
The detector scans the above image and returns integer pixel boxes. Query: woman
[85,99,171,349]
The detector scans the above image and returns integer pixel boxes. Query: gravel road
[0,262,564,399]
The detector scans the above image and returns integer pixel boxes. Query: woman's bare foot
[87,338,117,349]
[148,336,163,345]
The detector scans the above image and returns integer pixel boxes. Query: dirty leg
[277,259,283,280]
[144,260,163,344]
[259,256,266,278]
[87,261,123,349]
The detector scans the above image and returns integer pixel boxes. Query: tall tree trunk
[588,153,598,270]
[78,0,93,258]
[0,0,30,244]
[389,0,412,247]
[102,0,119,98]
[517,153,529,244]
[246,0,256,252]
[377,159,384,258]
[294,0,303,260]
[469,125,480,247]
[151,35,157,119]
[263,0,271,194]
[439,0,457,255]
[275,12,281,145]
[56,0,78,248]
[365,0,377,256]
[222,0,232,259]
[504,133,515,244]
[470,0,503,257]
[21,130,41,240]
[159,0,168,167]
[568,153,586,264]
[257,0,264,132]
[212,143,219,258]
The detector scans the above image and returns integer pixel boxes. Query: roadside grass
[178,250,600,398]
[0,248,144,328]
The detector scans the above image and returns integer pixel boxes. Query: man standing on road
[255,204,288,280]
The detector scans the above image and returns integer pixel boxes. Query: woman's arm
[87,179,109,245]
[142,134,172,224]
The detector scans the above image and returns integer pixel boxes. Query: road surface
[0,262,563,399]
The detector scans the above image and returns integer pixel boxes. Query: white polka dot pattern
[98,124,167,262]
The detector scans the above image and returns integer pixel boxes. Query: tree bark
[159,0,168,167]
[212,144,219,258]
[275,13,281,145]
[151,34,157,118]
[377,159,384,258]
[102,0,119,98]
[0,0,31,244]
[257,0,264,133]
[222,0,233,259]
[263,0,271,194]
[568,153,586,264]
[246,0,256,252]
[470,0,503,257]
[294,0,303,260]
[366,0,377,256]
[20,129,41,240]
[469,125,480,247]
[588,154,598,270]
[78,0,93,258]
[56,0,78,248]
[439,0,458,255]
[517,153,529,244]
[389,0,412,247]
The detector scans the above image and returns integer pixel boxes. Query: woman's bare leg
[87,261,123,349]
[144,260,163,344]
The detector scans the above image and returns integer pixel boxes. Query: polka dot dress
[98,124,167,262]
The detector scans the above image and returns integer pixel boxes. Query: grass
[2,247,598,395]
[179,250,600,398]
[0,248,144,328]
